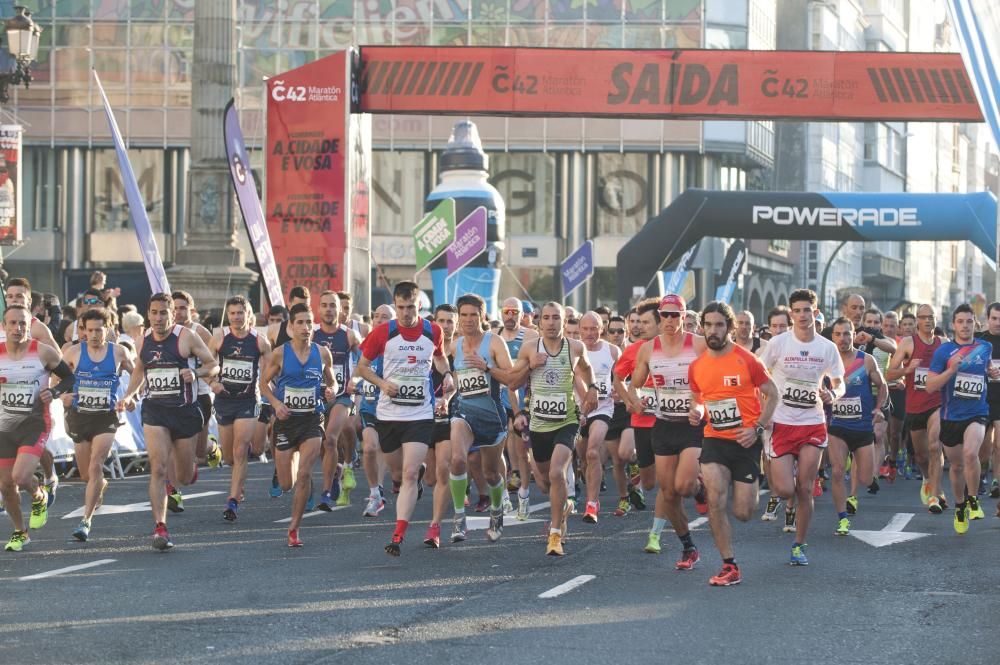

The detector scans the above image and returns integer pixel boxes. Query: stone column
[167,0,256,316]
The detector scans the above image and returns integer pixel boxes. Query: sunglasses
[502,308,521,315]
[659,311,682,318]
[608,328,625,334]
[83,298,102,305]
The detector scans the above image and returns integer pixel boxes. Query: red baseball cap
[659,294,686,312]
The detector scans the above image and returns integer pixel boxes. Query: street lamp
[0,5,41,103]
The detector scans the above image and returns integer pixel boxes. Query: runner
[447,294,519,544]
[0,306,75,551]
[564,316,581,341]
[578,311,621,524]
[759,288,844,566]
[760,305,792,523]
[312,291,362,511]
[604,315,635,516]
[268,286,311,348]
[627,308,642,345]
[925,304,995,533]
[259,303,338,546]
[881,311,905,483]
[827,318,887,536]
[498,297,538,520]
[974,302,1000,501]
[683,311,699,335]
[734,310,765,354]
[62,308,135,541]
[119,293,219,550]
[628,294,707,568]
[423,304,457,546]
[887,304,946,513]
[688,301,778,586]
[355,281,452,557]
[511,301,598,556]
[209,296,271,522]
[172,291,221,469]
[360,304,396,518]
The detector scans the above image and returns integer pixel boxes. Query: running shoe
[867,479,879,495]
[167,488,184,513]
[546,532,564,556]
[288,528,304,547]
[878,458,891,479]
[761,496,781,521]
[938,495,949,510]
[152,523,173,551]
[783,507,796,533]
[978,474,988,496]
[644,531,661,554]
[709,563,741,586]
[927,496,943,514]
[475,495,490,513]
[392,480,401,494]
[628,485,646,511]
[423,523,441,548]
[72,519,91,542]
[789,544,808,566]
[835,517,850,536]
[385,534,402,556]
[416,463,426,501]
[991,479,1000,499]
[270,473,283,498]
[45,478,58,508]
[968,496,985,520]
[4,530,29,552]
[507,470,521,492]
[335,487,350,507]
[920,481,931,506]
[223,498,239,522]
[582,501,599,524]
[362,495,385,517]
[487,508,504,542]
[29,491,48,529]
[206,443,223,469]
[887,464,897,484]
[694,481,708,516]
[342,466,357,491]
[317,491,334,512]
[627,463,640,485]
[306,491,316,512]
[600,479,607,492]
[812,477,823,497]
[675,548,700,571]
[953,506,969,534]
[613,497,631,517]
[501,492,514,515]
[846,495,858,515]
[451,514,467,543]
[330,472,342,504]
[517,496,530,521]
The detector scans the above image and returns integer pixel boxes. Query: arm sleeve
[49,361,76,397]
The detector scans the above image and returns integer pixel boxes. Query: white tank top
[0,339,48,428]
[648,333,698,421]
[587,340,615,418]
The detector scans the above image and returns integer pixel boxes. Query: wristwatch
[754,423,766,438]
[587,382,598,391]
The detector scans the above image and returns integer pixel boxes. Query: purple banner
[561,240,594,297]
[94,71,170,295]
[224,99,285,308]
[447,206,487,276]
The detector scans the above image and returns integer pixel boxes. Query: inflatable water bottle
[426,121,505,314]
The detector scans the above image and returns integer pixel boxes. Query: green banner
[413,198,456,272]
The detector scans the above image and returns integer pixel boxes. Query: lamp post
[0,5,41,104]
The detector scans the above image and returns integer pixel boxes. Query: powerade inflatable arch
[615,190,998,312]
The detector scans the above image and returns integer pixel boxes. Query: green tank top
[528,337,578,432]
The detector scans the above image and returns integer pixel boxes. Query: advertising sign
[447,206,488,275]
[562,240,594,298]
[0,125,20,245]
[414,198,456,272]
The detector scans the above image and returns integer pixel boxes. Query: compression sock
[489,480,505,511]
[449,473,468,513]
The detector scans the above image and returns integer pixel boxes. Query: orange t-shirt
[614,339,655,428]
[688,344,770,440]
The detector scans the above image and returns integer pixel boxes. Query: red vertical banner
[0,125,22,245]
[266,51,350,300]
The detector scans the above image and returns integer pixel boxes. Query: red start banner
[266,51,350,299]
[356,47,983,122]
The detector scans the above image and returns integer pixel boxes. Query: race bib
[221,359,254,386]
[954,372,985,400]
[832,396,863,420]
[147,367,181,399]
[706,397,742,430]
[455,367,489,397]
[391,374,427,406]
[361,381,378,404]
[990,359,1000,383]
[655,386,690,419]
[1,381,36,414]
[913,367,928,391]
[594,372,612,398]
[284,385,317,413]
[639,386,658,415]
[77,380,113,413]
[782,377,818,409]
[531,391,568,421]
[334,365,346,394]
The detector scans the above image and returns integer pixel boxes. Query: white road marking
[687,517,708,529]
[62,491,225,519]
[19,559,116,581]
[849,512,930,547]
[538,575,596,599]
[275,505,350,523]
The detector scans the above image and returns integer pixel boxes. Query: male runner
[887,304,946,513]
[0,306,74,551]
[423,304,457,546]
[447,294,519,544]
[355,281,452,557]
[974,302,1000,500]
[627,308,642,345]
[689,301,778,586]
[605,315,635,516]
[210,296,271,522]
[761,305,792,523]
[564,317,581,341]
[62,308,134,541]
[578,311,621,524]
[759,289,844,566]
[881,311,906,483]
[172,291,221,469]
[827,318,887,536]
[925,304,995,533]
[259,303,337,546]
[498,297,538,520]
[683,310,700,335]
[511,301,597,556]
[360,304,395,518]
[734,310,765,354]
[628,294,707,568]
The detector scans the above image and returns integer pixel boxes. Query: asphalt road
[1,461,997,665]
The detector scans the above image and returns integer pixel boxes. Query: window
[91,148,166,232]
[21,148,59,232]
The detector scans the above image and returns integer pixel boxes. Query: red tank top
[905,334,942,414]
